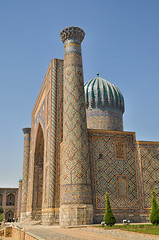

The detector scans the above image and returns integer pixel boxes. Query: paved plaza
[4,223,158,240]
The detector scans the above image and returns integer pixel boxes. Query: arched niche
[6,193,15,206]
[32,123,44,219]
[5,210,14,222]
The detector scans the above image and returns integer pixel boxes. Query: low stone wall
[4,227,44,240]
[0,229,4,236]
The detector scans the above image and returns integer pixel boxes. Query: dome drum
[86,109,123,131]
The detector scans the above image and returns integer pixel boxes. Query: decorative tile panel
[89,130,139,210]
[139,142,159,209]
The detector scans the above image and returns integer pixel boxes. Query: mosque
[19,26,159,226]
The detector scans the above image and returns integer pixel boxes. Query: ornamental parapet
[22,128,31,135]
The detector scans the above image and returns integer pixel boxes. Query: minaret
[21,128,31,220]
[60,26,93,226]
[17,178,22,220]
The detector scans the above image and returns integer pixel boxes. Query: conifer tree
[104,192,116,226]
[149,190,159,225]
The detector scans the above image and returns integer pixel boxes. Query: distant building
[0,188,19,221]
[19,26,159,226]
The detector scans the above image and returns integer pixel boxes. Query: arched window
[99,153,103,159]
[0,194,2,206]
[115,141,126,160]
[6,193,15,206]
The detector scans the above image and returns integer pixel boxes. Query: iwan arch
[32,123,44,219]
[20,26,159,226]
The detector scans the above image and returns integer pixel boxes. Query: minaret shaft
[21,128,31,220]
[60,27,93,226]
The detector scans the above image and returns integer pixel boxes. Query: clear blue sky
[0,0,159,187]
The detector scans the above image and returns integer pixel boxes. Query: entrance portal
[32,124,44,220]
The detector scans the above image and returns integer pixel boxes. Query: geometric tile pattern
[49,60,57,208]
[139,143,159,209]
[116,175,128,198]
[49,59,63,208]
[89,132,139,210]
[34,99,45,142]
[54,59,63,209]
[61,33,92,204]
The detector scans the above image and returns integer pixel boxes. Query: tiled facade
[19,26,159,225]
[23,58,63,224]
[89,130,139,222]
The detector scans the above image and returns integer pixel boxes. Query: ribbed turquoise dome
[84,75,124,114]
[19,177,23,182]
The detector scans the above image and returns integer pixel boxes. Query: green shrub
[0,207,3,214]
[0,207,4,223]
[149,190,159,225]
[0,214,3,222]
[104,192,116,226]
